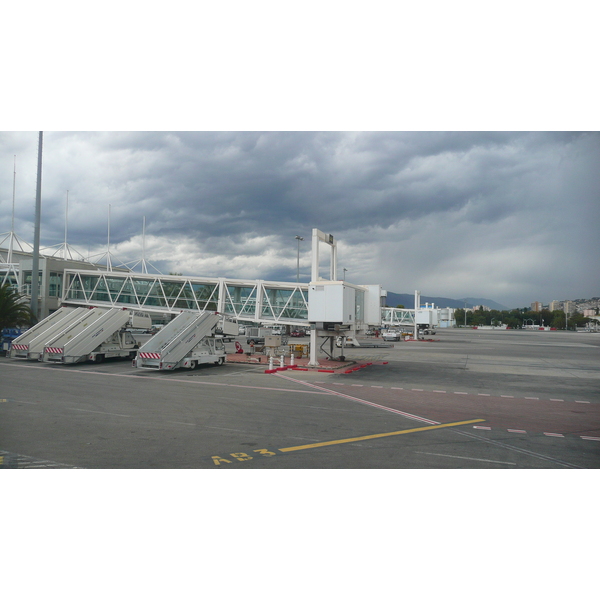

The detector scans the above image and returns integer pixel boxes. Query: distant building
[531,301,542,312]
[549,300,561,311]
[564,301,574,314]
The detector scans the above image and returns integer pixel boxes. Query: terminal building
[1,247,128,321]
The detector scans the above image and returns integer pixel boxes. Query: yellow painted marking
[211,456,232,466]
[278,419,486,453]
[230,452,253,461]
[0,456,3,465]
[253,449,277,457]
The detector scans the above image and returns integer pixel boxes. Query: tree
[0,283,36,330]
[396,304,405,309]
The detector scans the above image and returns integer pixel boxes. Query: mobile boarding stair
[134,310,223,371]
[42,307,139,364]
[9,306,88,360]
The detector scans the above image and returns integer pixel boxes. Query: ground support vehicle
[8,306,84,359]
[215,317,239,342]
[42,308,149,364]
[245,327,272,345]
[133,310,224,370]
[382,329,403,341]
[1,328,25,352]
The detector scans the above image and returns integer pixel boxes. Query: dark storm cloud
[1,131,598,306]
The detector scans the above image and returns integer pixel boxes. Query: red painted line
[317,369,335,373]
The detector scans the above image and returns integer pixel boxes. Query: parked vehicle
[133,310,225,370]
[8,305,83,359]
[41,308,150,364]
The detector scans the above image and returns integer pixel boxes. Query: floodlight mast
[30,132,43,318]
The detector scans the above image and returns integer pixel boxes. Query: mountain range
[384,292,509,311]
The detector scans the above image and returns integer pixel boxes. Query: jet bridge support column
[414,290,420,340]
[308,324,319,367]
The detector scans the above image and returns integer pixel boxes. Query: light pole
[343,268,347,280]
[295,236,304,283]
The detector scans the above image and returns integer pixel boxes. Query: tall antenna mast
[8,156,16,264]
[106,204,112,271]
[63,190,69,259]
[141,216,147,273]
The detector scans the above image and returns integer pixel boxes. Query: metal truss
[62,270,310,325]
[381,306,415,327]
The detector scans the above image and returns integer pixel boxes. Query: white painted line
[543,432,564,437]
[371,386,383,388]
[525,397,539,400]
[414,451,516,466]
[473,426,491,430]
[412,389,423,391]
[276,373,440,425]
[501,395,514,398]
[68,407,132,418]
[478,394,490,396]
[454,392,468,395]
[432,390,446,393]
[575,401,590,404]
[351,384,363,387]
[391,387,403,390]
[167,421,195,426]
[550,399,564,402]
[507,429,527,433]
[580,436,600,441]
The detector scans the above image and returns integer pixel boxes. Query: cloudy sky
[2,4,598,310]
[1,131,598,308]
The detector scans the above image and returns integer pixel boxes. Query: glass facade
[48,272,63,297]
[63,272,309,321]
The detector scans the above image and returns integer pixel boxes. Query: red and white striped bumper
[139,352,161,359]
[45,347,64,354]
